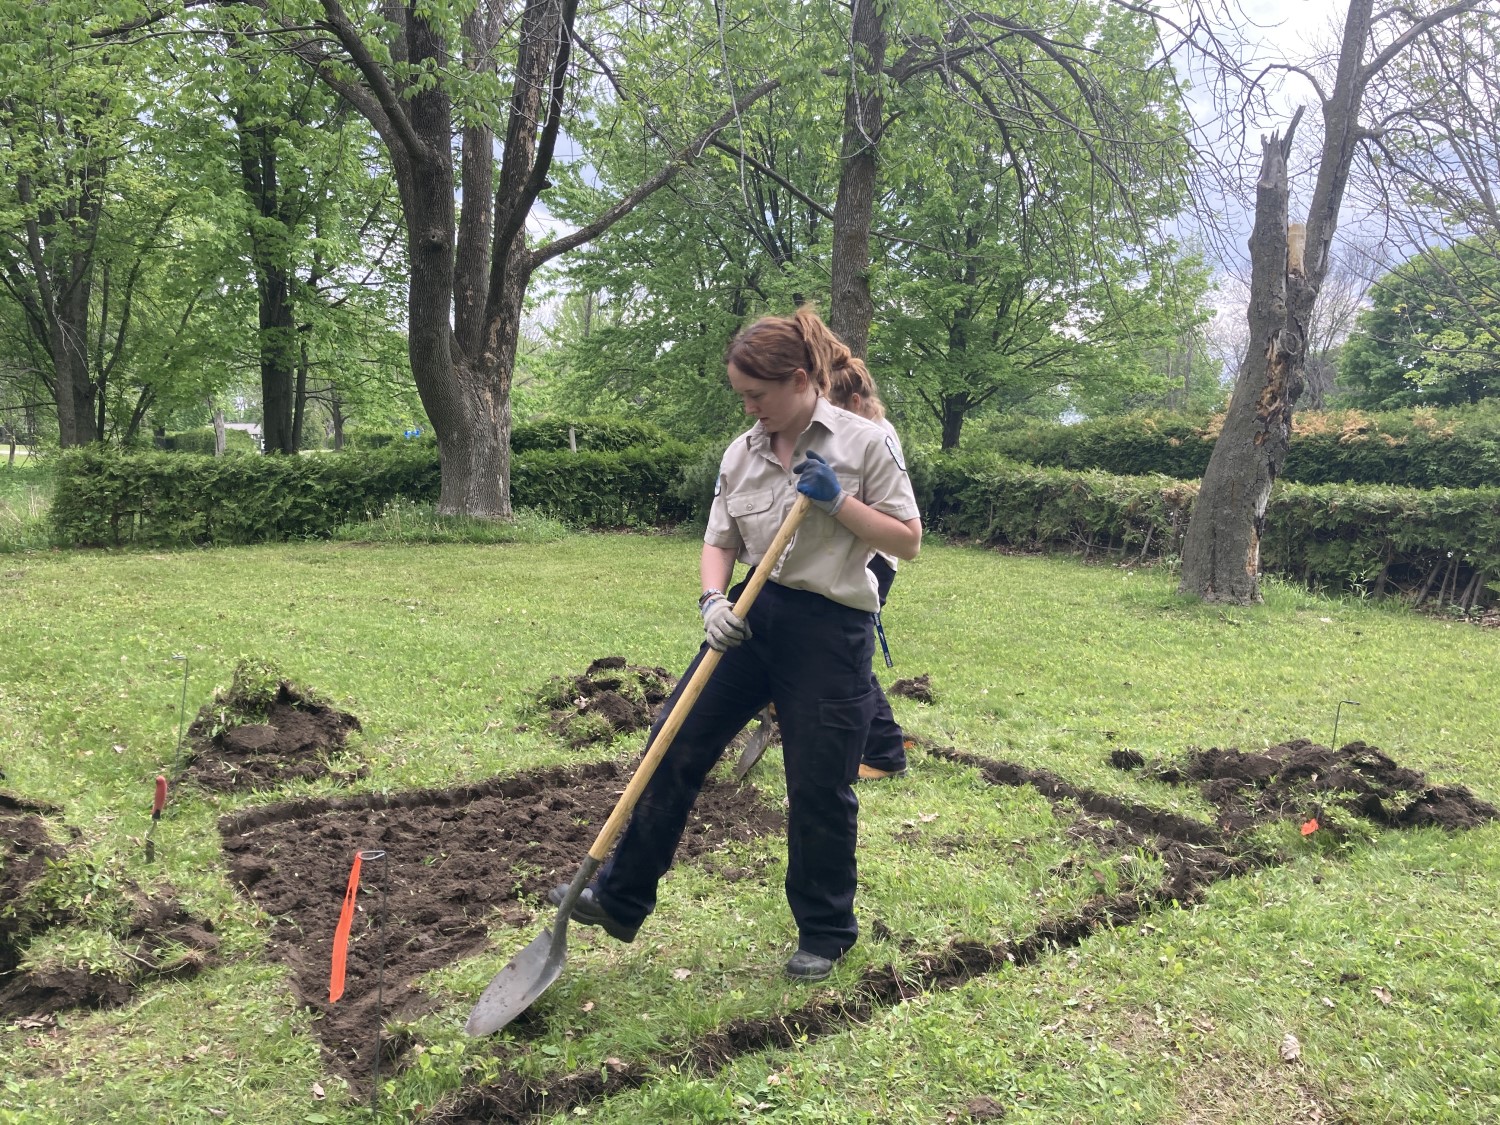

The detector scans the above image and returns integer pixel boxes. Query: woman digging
[548,306,922,980]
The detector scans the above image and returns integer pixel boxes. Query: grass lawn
[1,532,1498,1123]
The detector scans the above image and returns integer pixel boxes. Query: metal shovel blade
[732,710,776,780]
[463,923,567,1036]
[465,859,596,1036]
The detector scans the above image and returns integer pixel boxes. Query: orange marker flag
[329,851,364,1003]
[1300,817,1320,836]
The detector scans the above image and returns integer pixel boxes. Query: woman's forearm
[700,543,738,594]
[835,499,922,560]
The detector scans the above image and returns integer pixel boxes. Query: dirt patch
[890,674,935,703]
[530,656,675,749]
[1110,739,1498,834]
[0,890,219,1018]
[219,756,783,1085]
[0,793,218,1019]
[181,660,363,792]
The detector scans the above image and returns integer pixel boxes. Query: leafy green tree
[1340,242,1500,407]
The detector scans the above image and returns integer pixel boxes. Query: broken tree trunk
[1177,126,1306,603]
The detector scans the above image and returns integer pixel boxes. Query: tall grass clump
[329,497,571,545]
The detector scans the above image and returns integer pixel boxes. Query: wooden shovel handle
[587,494,812,861]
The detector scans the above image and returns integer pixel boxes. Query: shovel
[731,707,776,780]
[465,494,812,1036]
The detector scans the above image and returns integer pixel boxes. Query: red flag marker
[1300,817,1320,836]
[145,776,168,863]
[329,852,364,1003]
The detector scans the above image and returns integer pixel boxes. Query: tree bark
[1177,128,1301,603]
[828,0,886,359]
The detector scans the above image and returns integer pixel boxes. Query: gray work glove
[700,593,751,651]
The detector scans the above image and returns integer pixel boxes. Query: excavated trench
[433,736,1494,1123]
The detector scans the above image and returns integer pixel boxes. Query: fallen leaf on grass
[672,968,691,981]
[1321,996,1336,1008]
[1279,1033,1302,1063]
[581,1000,595,1012]
[311,1082,326,1100]
[1372,987,1392,1005]
[919,813,938,823]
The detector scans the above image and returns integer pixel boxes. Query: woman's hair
[725,305,872,408]
[825,359,887,422]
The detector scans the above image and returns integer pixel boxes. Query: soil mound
[182,660,363,792]
[890,674,934,703]
[531,657,675,749]
[0,795,218,1019]
[0,890,219,1018]
[1111,738,1497,833]
[218,756,783,1084]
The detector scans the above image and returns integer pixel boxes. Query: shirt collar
[741,395,843,453]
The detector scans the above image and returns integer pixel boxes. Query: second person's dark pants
[593,581,876,961]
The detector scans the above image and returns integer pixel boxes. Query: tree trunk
[1178,130,1302,603]
[293,336,309,452]
[330,391,345,451]
[828,0,886,359]
[940,394,968,450]
[213,408,227,456]
[237,109,299,455]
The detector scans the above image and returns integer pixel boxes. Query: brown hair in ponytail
[826,360,887,422]
[725,304,863,396]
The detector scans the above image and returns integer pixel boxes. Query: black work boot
[546,884,639,943]
[784,949,836,981]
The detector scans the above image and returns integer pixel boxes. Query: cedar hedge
[919,451,1499,609]
[47,437,1499,608]
[50,439,702,547]
[986,406,1500,489]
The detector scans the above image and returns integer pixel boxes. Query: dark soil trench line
[438,747,1278,1122]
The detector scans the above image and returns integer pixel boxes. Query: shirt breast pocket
[726,487,782,551]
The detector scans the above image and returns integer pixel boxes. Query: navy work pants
[861,556,906,774]
[594,581,876,960]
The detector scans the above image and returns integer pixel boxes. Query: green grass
[1,534,1498,1123]
[0,461,53,552]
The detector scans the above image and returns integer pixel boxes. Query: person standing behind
[825,362,909,780]
[549,305,922,981]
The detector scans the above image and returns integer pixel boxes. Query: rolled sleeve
[859,433,920,522]
[703,467,743,549]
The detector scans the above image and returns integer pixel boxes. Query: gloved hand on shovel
[700,592,751,651]
[792,449,846,516]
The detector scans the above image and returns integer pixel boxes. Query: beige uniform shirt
[705,397,920,612]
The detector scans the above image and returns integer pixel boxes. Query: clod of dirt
[890,674,935,704]
[963,1095,1008,1121]
[218,756,783,1087]
[532,657,675,749]
[1109,739,1497,834]
[0,796,218,1019]
[181,660,363,792]
[1109,748,1145,770]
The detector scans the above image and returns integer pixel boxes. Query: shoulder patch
[885,434,906,472]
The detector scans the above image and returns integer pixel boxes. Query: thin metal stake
[171,655,190,773]
[1330,700,1360,750]
[359,849,389,1118]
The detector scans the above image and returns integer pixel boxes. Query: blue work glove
[792,449,846,516]
[700,593,751,651]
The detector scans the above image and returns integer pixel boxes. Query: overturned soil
[219,756,784,1084]
[441,735,1494,1123]
[1110,739,1498,834]
[182,681,363,793]
[530,656,674,749]
[890,674,935,704]
[0,792,218,1019]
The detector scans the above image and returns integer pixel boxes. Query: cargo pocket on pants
[813,689,876,786]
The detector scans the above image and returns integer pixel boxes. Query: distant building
[223,423,264,452]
